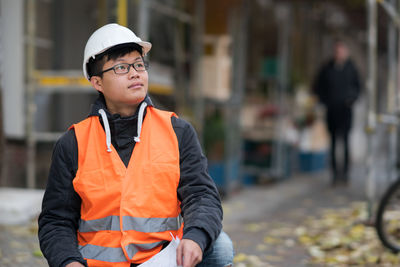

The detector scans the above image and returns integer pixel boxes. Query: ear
[90,76,103,93]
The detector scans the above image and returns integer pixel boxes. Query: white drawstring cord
[134,102,147,143]
[98,109,112,152]
[98,102,147,151]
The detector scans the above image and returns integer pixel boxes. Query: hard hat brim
[83,41,152,80]
[83,23,152,80]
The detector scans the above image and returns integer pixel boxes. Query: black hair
[87,43,144,79]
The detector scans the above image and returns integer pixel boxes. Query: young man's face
[92,50,149,115]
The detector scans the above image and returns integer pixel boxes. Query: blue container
[242,173,257,186]
[208,158,240,195]
[298,151,327,172]
[208,162,225,188]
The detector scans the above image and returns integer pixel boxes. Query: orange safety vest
[72,107,183,266]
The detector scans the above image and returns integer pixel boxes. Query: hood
[89,94,154,152]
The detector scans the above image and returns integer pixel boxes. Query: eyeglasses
[95,61,149,76]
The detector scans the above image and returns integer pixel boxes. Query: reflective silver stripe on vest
[79,215,183,233]
[125,241,165,259]
[79,216,120,232]
[122,215,183,232]
[79,244,127,263]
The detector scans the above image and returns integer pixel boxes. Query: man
[38,23,233,267]
[313,40,361,185]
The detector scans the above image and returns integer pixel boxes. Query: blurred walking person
[313,40,361,185]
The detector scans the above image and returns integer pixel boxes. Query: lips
[128,83,143,89]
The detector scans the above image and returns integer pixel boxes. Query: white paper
[138,236,180,267]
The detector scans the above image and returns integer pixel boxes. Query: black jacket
[313,58,361,132]
[313,58,360,109]
[38,95,223,267]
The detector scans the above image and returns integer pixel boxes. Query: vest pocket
[142,162,180,213]
[73,169,117,217]
[74,169,107,194]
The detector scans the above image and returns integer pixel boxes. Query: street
[224,167,398,266]
[0,167,398,266]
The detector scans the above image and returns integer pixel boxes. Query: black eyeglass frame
[94,61,149,76]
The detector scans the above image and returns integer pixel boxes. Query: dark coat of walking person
[313,40,361,185]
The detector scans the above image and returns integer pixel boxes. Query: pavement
[0,187,44,225]
[222,168,368,266]
[0,165,384,266]
[0,187,46,266]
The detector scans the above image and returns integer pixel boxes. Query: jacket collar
[90,94,153,150]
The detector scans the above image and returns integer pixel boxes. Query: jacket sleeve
[38,129,87,267]
[172,117,223,252]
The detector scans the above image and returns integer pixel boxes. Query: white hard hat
[83,23,152,80]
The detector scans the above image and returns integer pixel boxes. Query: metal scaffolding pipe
[192,0,205,145]
[224,0,249,195]
[26,0,36,188]
[387,0,398,183]
[378,0,400,112]
[366,0,378,219]
[379,0,400,28]
[117,0,128,26]
[149,1,193,24]
[138,0,150,42]
[273,3,291,179]
[173,0,187,114]
[387,0,398,113]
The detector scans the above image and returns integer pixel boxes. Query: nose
[128,64,139,78]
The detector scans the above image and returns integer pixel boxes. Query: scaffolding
[366,0,400,219]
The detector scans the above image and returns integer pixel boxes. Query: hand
[176,239,203,267]
[65,262,85,267]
